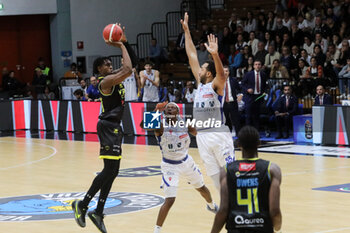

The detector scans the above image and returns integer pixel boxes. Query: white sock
[154,225,162,233]
[207,201,215,209]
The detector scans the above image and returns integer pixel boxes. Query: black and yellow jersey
[98,76,125,122]
[226,158,273,233]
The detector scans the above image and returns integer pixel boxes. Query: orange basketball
[103,24,123,42]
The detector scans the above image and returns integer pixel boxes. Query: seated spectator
[248,31,259,56]
[274,85,298,139]
[174,89,182,103]
[166,85,176,102]
[313,45,326,67]
[140,62,160,102]
[244,11,257,33]
[290,23,305,47]
[300,49,311,65]
[63,63,82,79]
[264,44,281,72]
[159,79,168,102]
[183,81,197,103]
[264,31,274,51]
[86,76,100,102]
[33,57,52,93]
[338,58,350,94]
[314,85,333,105]
[314,32,328,54]
[239,56,254,77]
[303,35,315,55]
[73,89,87,101]
[235,33,247,51]
[274,34,283,53]
[174,32,186,62]
[37,86,55,100]
[273,16,289,38]
[200,23,213,42]
[254,41,268,64]
[280,46,292,70]
[5,70,23,97]
[270,59,289,79]
[290,45,301,75]
[149,38,167,69]
[229,47,243,76]
[220,26,234,58]
[296,59,311,96]
[197,42,209,66]
[79,79,87,96]
[334,40,350,72]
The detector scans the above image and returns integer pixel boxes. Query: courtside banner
[4,100,190,135]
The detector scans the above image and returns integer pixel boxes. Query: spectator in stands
[324,44,338,84]
[223,65,241,135]
[6,70,23,97]
[244,11,257,33]
[158,79,168,102]
[241,45,252,69]
[264,32,273,49]
[174,89,182,103]
[270,59,289,80]
[37,85,55,100]
[339,21,350,39]
[315,32,328,55]
[242,60,267,130]
[299,12,315,33]
[228,13,238,33]
[338,57,350,94]
[229,46,243,76]
[140,62,160,102]
[149,38,166,69]
[303,35,315,55]
[300,49,311,65]
[282,10,292,30]
[166,84,176,102]
[313,45,327,67]
[235,33,247,52]
[275,85,298,139]
[123,64,140,102]
[335,40,350,71]
[220,26,234,59]
[312,15,331,39]
[273,16,289,38]
[264,44,281,72]
[306,57,324,91]
[33,57,52,93]
[86,76,100,102]
[266,11,276,32]
[197,42,209,66]
[290,23,304,47]
[314,84,333,105]
[254,41,268,64]
[240,56,254,77]
[73,89,86,101]
[326,16,339,36]
[248,31,259,56]
[280,46,292,70]
[296,59,310,96]
[274,34,283,53]
[79,79,87,96]
[200,22,213,42]
[183,81,196,103]
[332,34,342,48]
[257,12,267,33]
[290,45,301,77]
[64,63,82,79]
[175,32,186,62]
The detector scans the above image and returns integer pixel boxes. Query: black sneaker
[72,200,87,227]
[88,210,107,233]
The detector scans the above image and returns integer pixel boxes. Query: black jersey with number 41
[226,158,273,233]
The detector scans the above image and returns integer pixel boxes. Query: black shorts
[228,229,271,233]
[97,119,123,160]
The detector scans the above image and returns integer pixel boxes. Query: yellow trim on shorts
[99,155,122,160]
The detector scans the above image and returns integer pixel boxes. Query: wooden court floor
[1,136,350,233]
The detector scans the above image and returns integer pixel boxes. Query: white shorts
[161,155,204,198]
[196,131,235,176]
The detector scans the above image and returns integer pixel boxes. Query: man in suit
[242,60,267,130]
[275,85,298,139]
[314,85,333,106]
[223,65,241,135]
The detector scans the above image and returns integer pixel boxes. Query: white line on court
[314,227,350,233]
[0,140,57,171]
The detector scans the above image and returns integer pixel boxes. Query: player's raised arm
[100,41,132,94]
[181,12,201,83]
[211,168,229,233]
[269,162,282,233]
[206,34,225,96]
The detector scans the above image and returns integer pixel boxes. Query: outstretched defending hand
[180,12,189,31]
[155,101,168,112]
[204,34,218,55]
